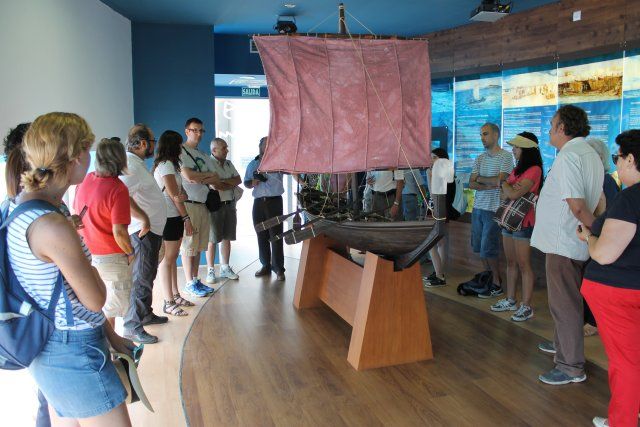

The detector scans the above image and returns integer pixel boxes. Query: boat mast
[339,3,362,215]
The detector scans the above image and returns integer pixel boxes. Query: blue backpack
[0,199,74,370]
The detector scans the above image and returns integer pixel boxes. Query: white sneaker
[220,266,239,280]
[490,298,517,312]
[205,268,216,284]
[511,303,533,322]
[592,417,608,427]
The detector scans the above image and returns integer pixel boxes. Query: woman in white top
[153,130,194,315]
[8,112,133,425]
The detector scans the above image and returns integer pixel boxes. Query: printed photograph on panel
[558,58,623,104]
[503,70,557,109]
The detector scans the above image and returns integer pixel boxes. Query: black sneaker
[423,274,446,288]
[477,284,504,299]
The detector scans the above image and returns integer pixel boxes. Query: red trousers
[582,279,640,427]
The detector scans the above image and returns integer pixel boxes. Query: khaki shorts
[209,203,237,243]
[181,202,210,256]
[92,254,132,318]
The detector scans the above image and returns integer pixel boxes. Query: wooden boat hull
[304,212,436,256]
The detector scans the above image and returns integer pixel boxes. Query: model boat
[252,4,451,270]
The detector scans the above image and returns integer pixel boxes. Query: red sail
[254,36,432,173]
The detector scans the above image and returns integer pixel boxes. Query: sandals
[174,293,194,307]
[163,300,188,317]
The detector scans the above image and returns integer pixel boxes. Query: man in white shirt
[367,169,404,220]
[531,105,604,385]
[205,137,242,282]
[180,118,221,297]
[120,124,168,344]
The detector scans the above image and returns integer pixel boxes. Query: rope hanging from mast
[337,5,432,215]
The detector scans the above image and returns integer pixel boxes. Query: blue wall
[132,23,215,151]
[214,34,264,75]
[132,23,217,267]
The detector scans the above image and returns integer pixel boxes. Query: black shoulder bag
[182,147,221,212]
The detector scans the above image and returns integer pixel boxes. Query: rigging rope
[339,16,431,213]
[345,11,376,36]
[306,11,339,34]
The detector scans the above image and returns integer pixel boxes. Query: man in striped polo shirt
[469,123,514,297]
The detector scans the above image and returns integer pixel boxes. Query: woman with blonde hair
[7,112,132,426]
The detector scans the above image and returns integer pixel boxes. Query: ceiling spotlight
[274,15,297,34]
[284,3,296,8]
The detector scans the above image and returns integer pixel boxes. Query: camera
[253,171,268,182]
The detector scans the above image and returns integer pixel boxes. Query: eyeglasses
[612,153,622,164]
[187,128,206,134]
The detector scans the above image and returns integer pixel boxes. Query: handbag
[181,146,221,212]
[493,192,538,232]
[205,189,221,212]
[233,186,244,202]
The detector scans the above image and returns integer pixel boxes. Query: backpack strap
[182,146,202,172]
[0,199,61,230]
[3,199,75,326]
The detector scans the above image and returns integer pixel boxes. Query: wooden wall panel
[426,29,455,76]
[625,0,640,45]
[501,4,558,65]
[557,0,625,58]
[453,21,503,71]
[424,0,636,76]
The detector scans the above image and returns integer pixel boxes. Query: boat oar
[284,218,328,245]
[253,201,321,233]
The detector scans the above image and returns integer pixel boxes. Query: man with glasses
[531,105,603,385]
[120,124,168,344]
[180,117,221,297]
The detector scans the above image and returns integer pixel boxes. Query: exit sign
[241,87,261,97]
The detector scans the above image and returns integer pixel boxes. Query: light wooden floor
[181,256,610,427]
[419,266,608,370]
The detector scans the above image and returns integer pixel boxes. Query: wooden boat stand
[293,235,433,370]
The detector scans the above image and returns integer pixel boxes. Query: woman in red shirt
[490,132,543,322]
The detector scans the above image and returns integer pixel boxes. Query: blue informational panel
[431,78,454,152]
[502,65,558,175]
[622,49,640,132]
[558,53,623,171]
[454,73,502,182]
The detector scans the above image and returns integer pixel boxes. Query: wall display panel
[622,49,640,132]
[454,73,502,182]
[502,64,558,175]
[431,78,454,152]
[558,53,623,170]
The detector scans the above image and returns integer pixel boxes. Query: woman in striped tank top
[8,113,132,425]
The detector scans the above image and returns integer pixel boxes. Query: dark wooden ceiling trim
[423,0,639,77]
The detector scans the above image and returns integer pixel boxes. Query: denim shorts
[28,327,126,419]
[471,208,501,258]
[502,226,534,241]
